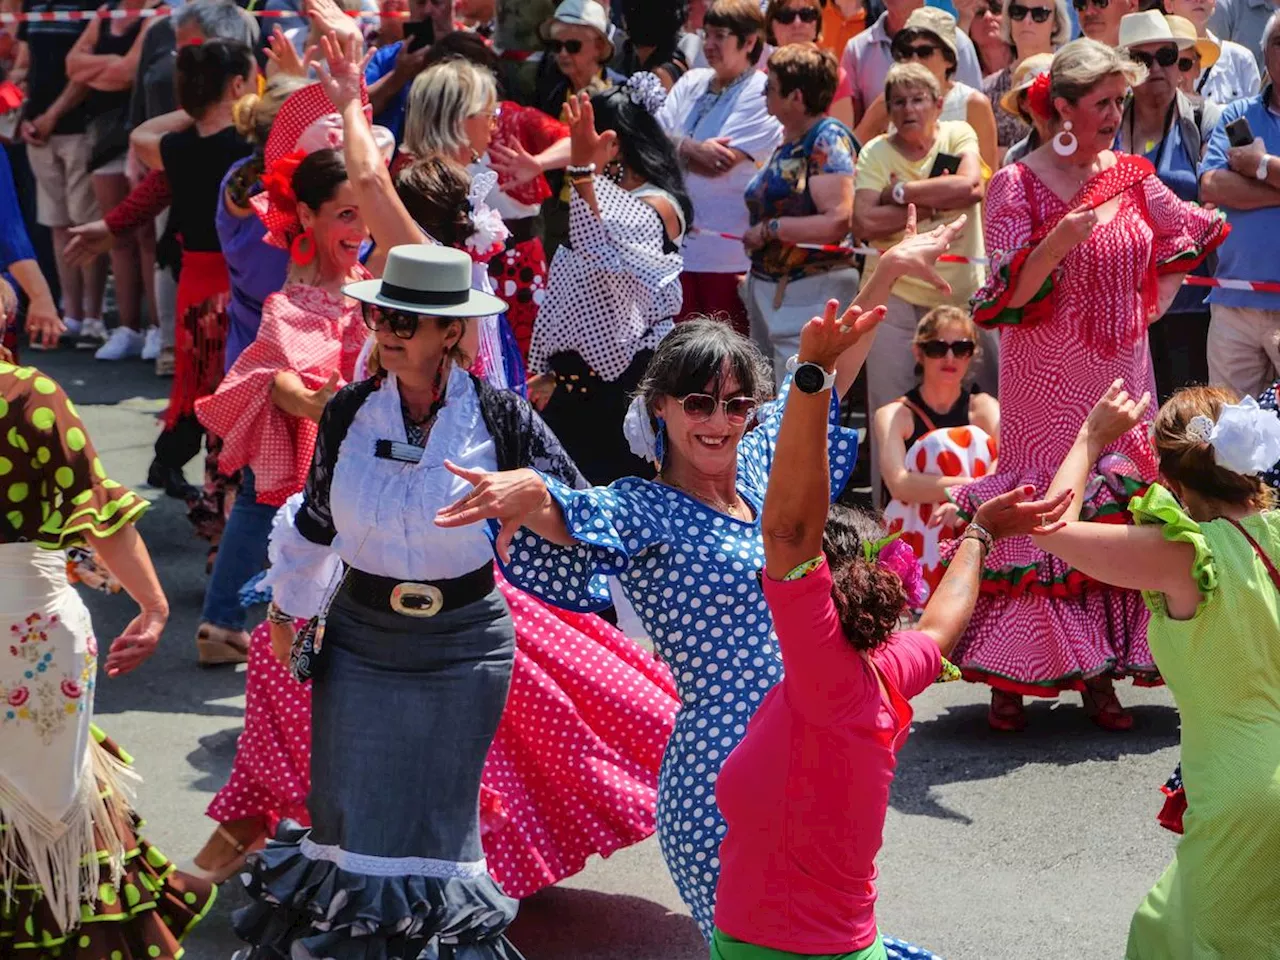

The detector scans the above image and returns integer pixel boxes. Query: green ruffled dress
[1125,485,1280,959]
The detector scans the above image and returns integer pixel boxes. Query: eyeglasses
[675,393,760,423]
[918,339,976,359]
[1130,45,1180,69]
[1008,3,1054,21]
[895,43,939,60]
[1072,0,1108,10]
[773,6,821,23]
[545,38,584,54]
[362,302,422,340]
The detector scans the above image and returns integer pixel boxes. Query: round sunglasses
[1008,2,1053,21]
[546,38,584,55]
[918,338,976,359]
[675,393,760,423]
[362,302,424,340]
[1130,45,1184,70]
[773,6,821,23]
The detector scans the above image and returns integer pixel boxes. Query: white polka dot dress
[500,378,862,940]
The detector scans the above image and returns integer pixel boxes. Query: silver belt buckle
[390,582,444,618]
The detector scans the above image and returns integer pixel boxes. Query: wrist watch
[786,355,837,394]
[891,181,908,205]
[1256,153,1271,181]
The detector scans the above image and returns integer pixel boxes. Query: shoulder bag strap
[897,395,938,433]
[1227,517,1280,593]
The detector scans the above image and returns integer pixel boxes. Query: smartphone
[929,152,961,178]
[404,19,435,53]
[1226,117,1254,148]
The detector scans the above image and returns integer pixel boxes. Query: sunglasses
[895,43,939,60]
[675,393,759,423]
[1130,45,1180,69]
[774,6,821,23]
[545,38,584,54]
[1008,2,1054,21]
[1072,0,1108,10]
[918,339,976,359]
[977,0,1002,15]
[362,302,423,340]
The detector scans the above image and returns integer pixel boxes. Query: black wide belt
[342,564,495,618]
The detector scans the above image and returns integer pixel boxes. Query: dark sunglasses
[773,6,821,23]
[895,43,939,60]
[1177,54,1197,71]
[1130,45,1180,69]
[918,339,976,359]
[978,0,1002,15]
[362,302,423,340]
[1008,3,1054,21]
[1072,0,1108,10]
[676,393,759,423]
[545,38,584,54]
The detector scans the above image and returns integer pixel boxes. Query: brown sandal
[195,623,250,667]
[191,821,266,885]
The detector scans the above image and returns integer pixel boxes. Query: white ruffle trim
[299,837,489,879]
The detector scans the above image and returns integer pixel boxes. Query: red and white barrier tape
[695,228,1280,294]
[0,6,400,23]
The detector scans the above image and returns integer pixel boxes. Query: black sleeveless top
[901,386,975,448]
[86,14,144,148]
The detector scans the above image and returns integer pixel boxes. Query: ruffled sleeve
[1143,176,1230,275]
[735,374,860,504]
[0,365,149,549]
[259,493,343,620]
[1129,483,1217,617]
[970,164,1054,329]
[499,478,668,612]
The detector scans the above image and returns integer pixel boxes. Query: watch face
[793,362,826,393]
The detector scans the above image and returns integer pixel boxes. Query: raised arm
[129,109,193,171]
[435,463,577,561]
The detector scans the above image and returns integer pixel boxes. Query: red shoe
[988,690,1027,732]
[1082,682,1133,731]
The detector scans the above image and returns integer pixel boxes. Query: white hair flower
[1188,396,1280,477]
[463,169,510,263]
[625,71,667,115]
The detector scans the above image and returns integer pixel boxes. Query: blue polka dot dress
[499,380,939,959]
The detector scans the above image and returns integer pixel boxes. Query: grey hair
[999,0,1073,48]
[403,59,498,159]
[1263,9,1280,56]
[1047,37,1146,122]
[174,0,259,45]
[635,317,774,417]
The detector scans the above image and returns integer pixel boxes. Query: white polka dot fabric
[501,377,860,938]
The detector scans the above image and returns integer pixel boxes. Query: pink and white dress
[949,155,1227,697]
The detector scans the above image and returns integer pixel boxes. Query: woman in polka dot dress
[437,216,966,953]
[876,306,1000,603]
[954,40,1227,733]
[0,358,217,958]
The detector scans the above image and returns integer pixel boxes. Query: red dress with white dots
[948,155,1227,697]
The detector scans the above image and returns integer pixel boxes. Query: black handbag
[288,564,349,683]
[87,105,130,172]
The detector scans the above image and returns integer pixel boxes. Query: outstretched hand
[878,205,966,294]
[310,30,372,113]
[305,0,365,45]
[797,297,887,372]
[266,25,316,79]
[565,91,615,170]
[972,485,1074,540]
[434,463,552,562]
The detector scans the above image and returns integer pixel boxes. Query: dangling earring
[290,229,316,266]
[1052,119,1078,157]
[654,416,667,468]
[604,159,625,183]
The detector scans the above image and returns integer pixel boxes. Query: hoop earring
[1052,120,1078,157]
[604,159,625,183]
[290,229,317,266]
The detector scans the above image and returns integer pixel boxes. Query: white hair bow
[464,169,510,261]
[623,394,658,463]
[1186,396,1280,476]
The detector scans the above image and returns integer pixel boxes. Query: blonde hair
[362,322,473,378]
[912,305,980,378]
[232,74,309,144]
[1151,386,1276,510]
[884,61,942,102]
[403,60,498,160]
[998,0,1073,47]
[1048,38,1146,122]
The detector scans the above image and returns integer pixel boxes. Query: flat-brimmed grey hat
[344,244,507,319]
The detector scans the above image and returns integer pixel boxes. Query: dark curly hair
[822,505,908,652]
[394,154,477,248]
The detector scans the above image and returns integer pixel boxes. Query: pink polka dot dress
[950,155,1228,697]
[207,572,680,898]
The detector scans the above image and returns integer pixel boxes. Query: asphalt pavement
[34,346,1184,960]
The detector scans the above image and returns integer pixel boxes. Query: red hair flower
[1026,72,1052,121]
[261,149,306,223]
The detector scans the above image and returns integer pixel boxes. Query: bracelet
[266,602,294,625]
[960,522,994,554]
[566,163,596,177]
[766,218,780,240]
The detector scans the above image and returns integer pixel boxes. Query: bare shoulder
[638,193,681,241]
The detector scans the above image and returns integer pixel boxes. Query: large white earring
[1052,119,1078,157]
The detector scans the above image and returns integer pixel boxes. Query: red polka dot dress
[207,572,680,897]
[951,155,1228,697]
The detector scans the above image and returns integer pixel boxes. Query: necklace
[658,473,748,519]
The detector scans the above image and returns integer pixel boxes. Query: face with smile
[655,367,757,479]
[299,180,367,278]
[1055,72,1128,157]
